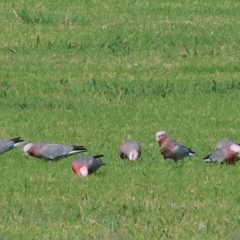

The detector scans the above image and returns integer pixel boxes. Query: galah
[155,131,196,161]
[203,144,240,164]
[0,137,27,155]
[215,140,239,150]
[23,142,87,161]
[72,155,105,177]
[119,140,141,161]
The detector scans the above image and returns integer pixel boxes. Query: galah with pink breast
[203,144,240,164]
[119,140,141,161]
[23,142,87,161]
[155,131,196,161]
[72,155,105,177]
[0,137,28,155]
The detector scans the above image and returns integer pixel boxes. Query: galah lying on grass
[23,142,87,161]
[72,155,105,177]
[0,137,27,155]
[155,131,196,161]
[215,140,239,150]
[119,140,141,161]
[203,144,240,164]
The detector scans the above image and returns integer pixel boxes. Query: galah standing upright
[215,140,239,150]
[0,137,27,155]
[203,144,240,164]
[119,140,141,161]
[155,131,196,161]
[23,142,87,161]
[72,155,105,177]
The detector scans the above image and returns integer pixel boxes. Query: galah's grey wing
[130,141,141,151]
[171,145,189,159]
[74,156,89,164]
[181,144,196,155]
[171,144,195,160]
[126,140,140,148]
[89,156,105,173]
[74,156,96,165]
[38,142,85,148]
[74,155,104,164]
[37,144,74,160]
[0,140,13,154]
[0,137,27,155]
[203,148,226,163]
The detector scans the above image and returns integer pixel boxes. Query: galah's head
[72,163,89,177]
[23,143,34,156]
[128,150,139,161]
[230,144,240,156]
[156,131,167,142]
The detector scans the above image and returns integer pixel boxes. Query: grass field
[1,0,240,239]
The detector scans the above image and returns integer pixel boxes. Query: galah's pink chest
[159,137,167,147]
[159,138,177,159]
[72,163,89,175]
[160,138,176,149]
[31,145,44,157]
[225,150,237,164]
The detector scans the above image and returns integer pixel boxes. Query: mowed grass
[1,0,240,239]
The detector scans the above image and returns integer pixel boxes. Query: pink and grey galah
[155,131,196,161]
[72,155,105,177]
[215,140,239,150]
[203,144,240,164]
[119,140,141,161]
[0,137,27,155]
[23,142,87,161]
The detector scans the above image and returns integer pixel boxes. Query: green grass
[1,0,240,239]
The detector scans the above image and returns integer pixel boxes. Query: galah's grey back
[119,140,141,161]
[0,137,27,155]
[203,148,227,163]
[215,140,238,150]
[36,143,86,160]
[73,155,105,173]
[171,144,195,160]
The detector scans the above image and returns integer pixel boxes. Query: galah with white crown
[0,137,27,155]
[215,140,239,150]
[155,131,196,161]
[203,144,240,164]
[23,142,87,161]
[72,155,105,177]
[119,140,141,161]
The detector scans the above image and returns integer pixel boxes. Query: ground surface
[1,1,240,239]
